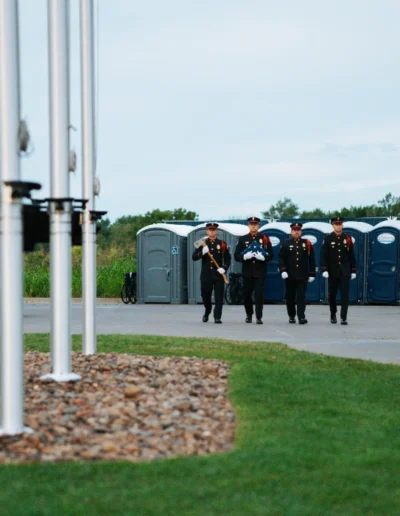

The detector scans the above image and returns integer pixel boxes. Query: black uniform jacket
[279,237,316,280]
[192,238,231,281]
[234,232,273,279]
[320,232,356,278]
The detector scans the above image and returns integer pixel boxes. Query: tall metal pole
[41,0,80,382]
[0,0,32,435]
[80,0,97,354]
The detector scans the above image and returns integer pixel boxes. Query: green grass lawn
[2,334,400,515]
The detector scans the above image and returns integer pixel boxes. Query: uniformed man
[320,216,357,325]
[192,222,231,324]
[234,216,273,324]
[279,222,316,324]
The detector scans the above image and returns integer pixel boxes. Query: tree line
[262,193,400,220]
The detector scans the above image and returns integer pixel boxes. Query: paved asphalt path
[24,301,400,365]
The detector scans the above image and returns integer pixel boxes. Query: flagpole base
[40,372,81,383]
[0,426,34,437]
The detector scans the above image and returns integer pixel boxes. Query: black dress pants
[243,276,265,320]
[201,278,225,320]
[285,279,307,319]
[328,275,350,320]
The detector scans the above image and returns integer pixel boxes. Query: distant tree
[299,208,329,219]
[377,193,400,217]
[96,218,112,248]
[114,215,138,225]
[262,198,299,220]
[115,208,198,226]
[166,208,198,221]
[98,208,199,249]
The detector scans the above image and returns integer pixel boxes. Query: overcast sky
[18,1,400,222]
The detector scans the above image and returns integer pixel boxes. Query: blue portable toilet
[343,221,373,303]
[187,222,248,304]
[259,222,290,302]
[301,222,332,303]
[366,220,400,304]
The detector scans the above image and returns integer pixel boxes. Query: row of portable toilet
[136,220,400,305]
[261,221,371,304]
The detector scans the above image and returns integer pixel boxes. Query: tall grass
[24,246,135,297]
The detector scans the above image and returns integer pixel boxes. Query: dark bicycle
[224,272,244,305]
[121,272,137,304]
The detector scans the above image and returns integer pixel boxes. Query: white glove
[322,271,329,278]
[351,273,356,280]
[308,277,315,283]
[202,245,209,255]
[254,251,265,261]
[217,268,225,274]
[281,272,288,279]
[243,251,253,260]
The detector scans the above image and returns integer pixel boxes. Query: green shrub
[24,246,136,297]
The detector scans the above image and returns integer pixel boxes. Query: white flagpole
[0,0,32,435]
[80,0,97,354]
[41,0,80,382]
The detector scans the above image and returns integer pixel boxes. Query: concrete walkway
[24,301,400,365]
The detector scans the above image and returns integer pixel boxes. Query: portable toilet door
[187,223,248,304]
[259,222,291,302]
[343,221,373,303]
[137,223,192,304]
[301,222,332,303]
[366,220,400,304]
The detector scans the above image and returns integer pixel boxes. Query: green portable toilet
[137,223,192,303]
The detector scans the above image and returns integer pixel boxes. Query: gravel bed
[0,352,235,463]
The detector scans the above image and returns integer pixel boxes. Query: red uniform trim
[345,234,352,251]
[262,234,270,247]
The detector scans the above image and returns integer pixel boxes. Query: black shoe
[289,317,296,324]
[298,318,308,325]
[202,314,209,323]
[256,319,263,325]
[214,319,222,324]
[245,316,252,323]
[331,315,337,324]
[341,319,348,325]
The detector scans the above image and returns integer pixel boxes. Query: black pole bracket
[73,198,89,210]
[89,210,108,222]
[46,197,74,212]
[4,180,41,199]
